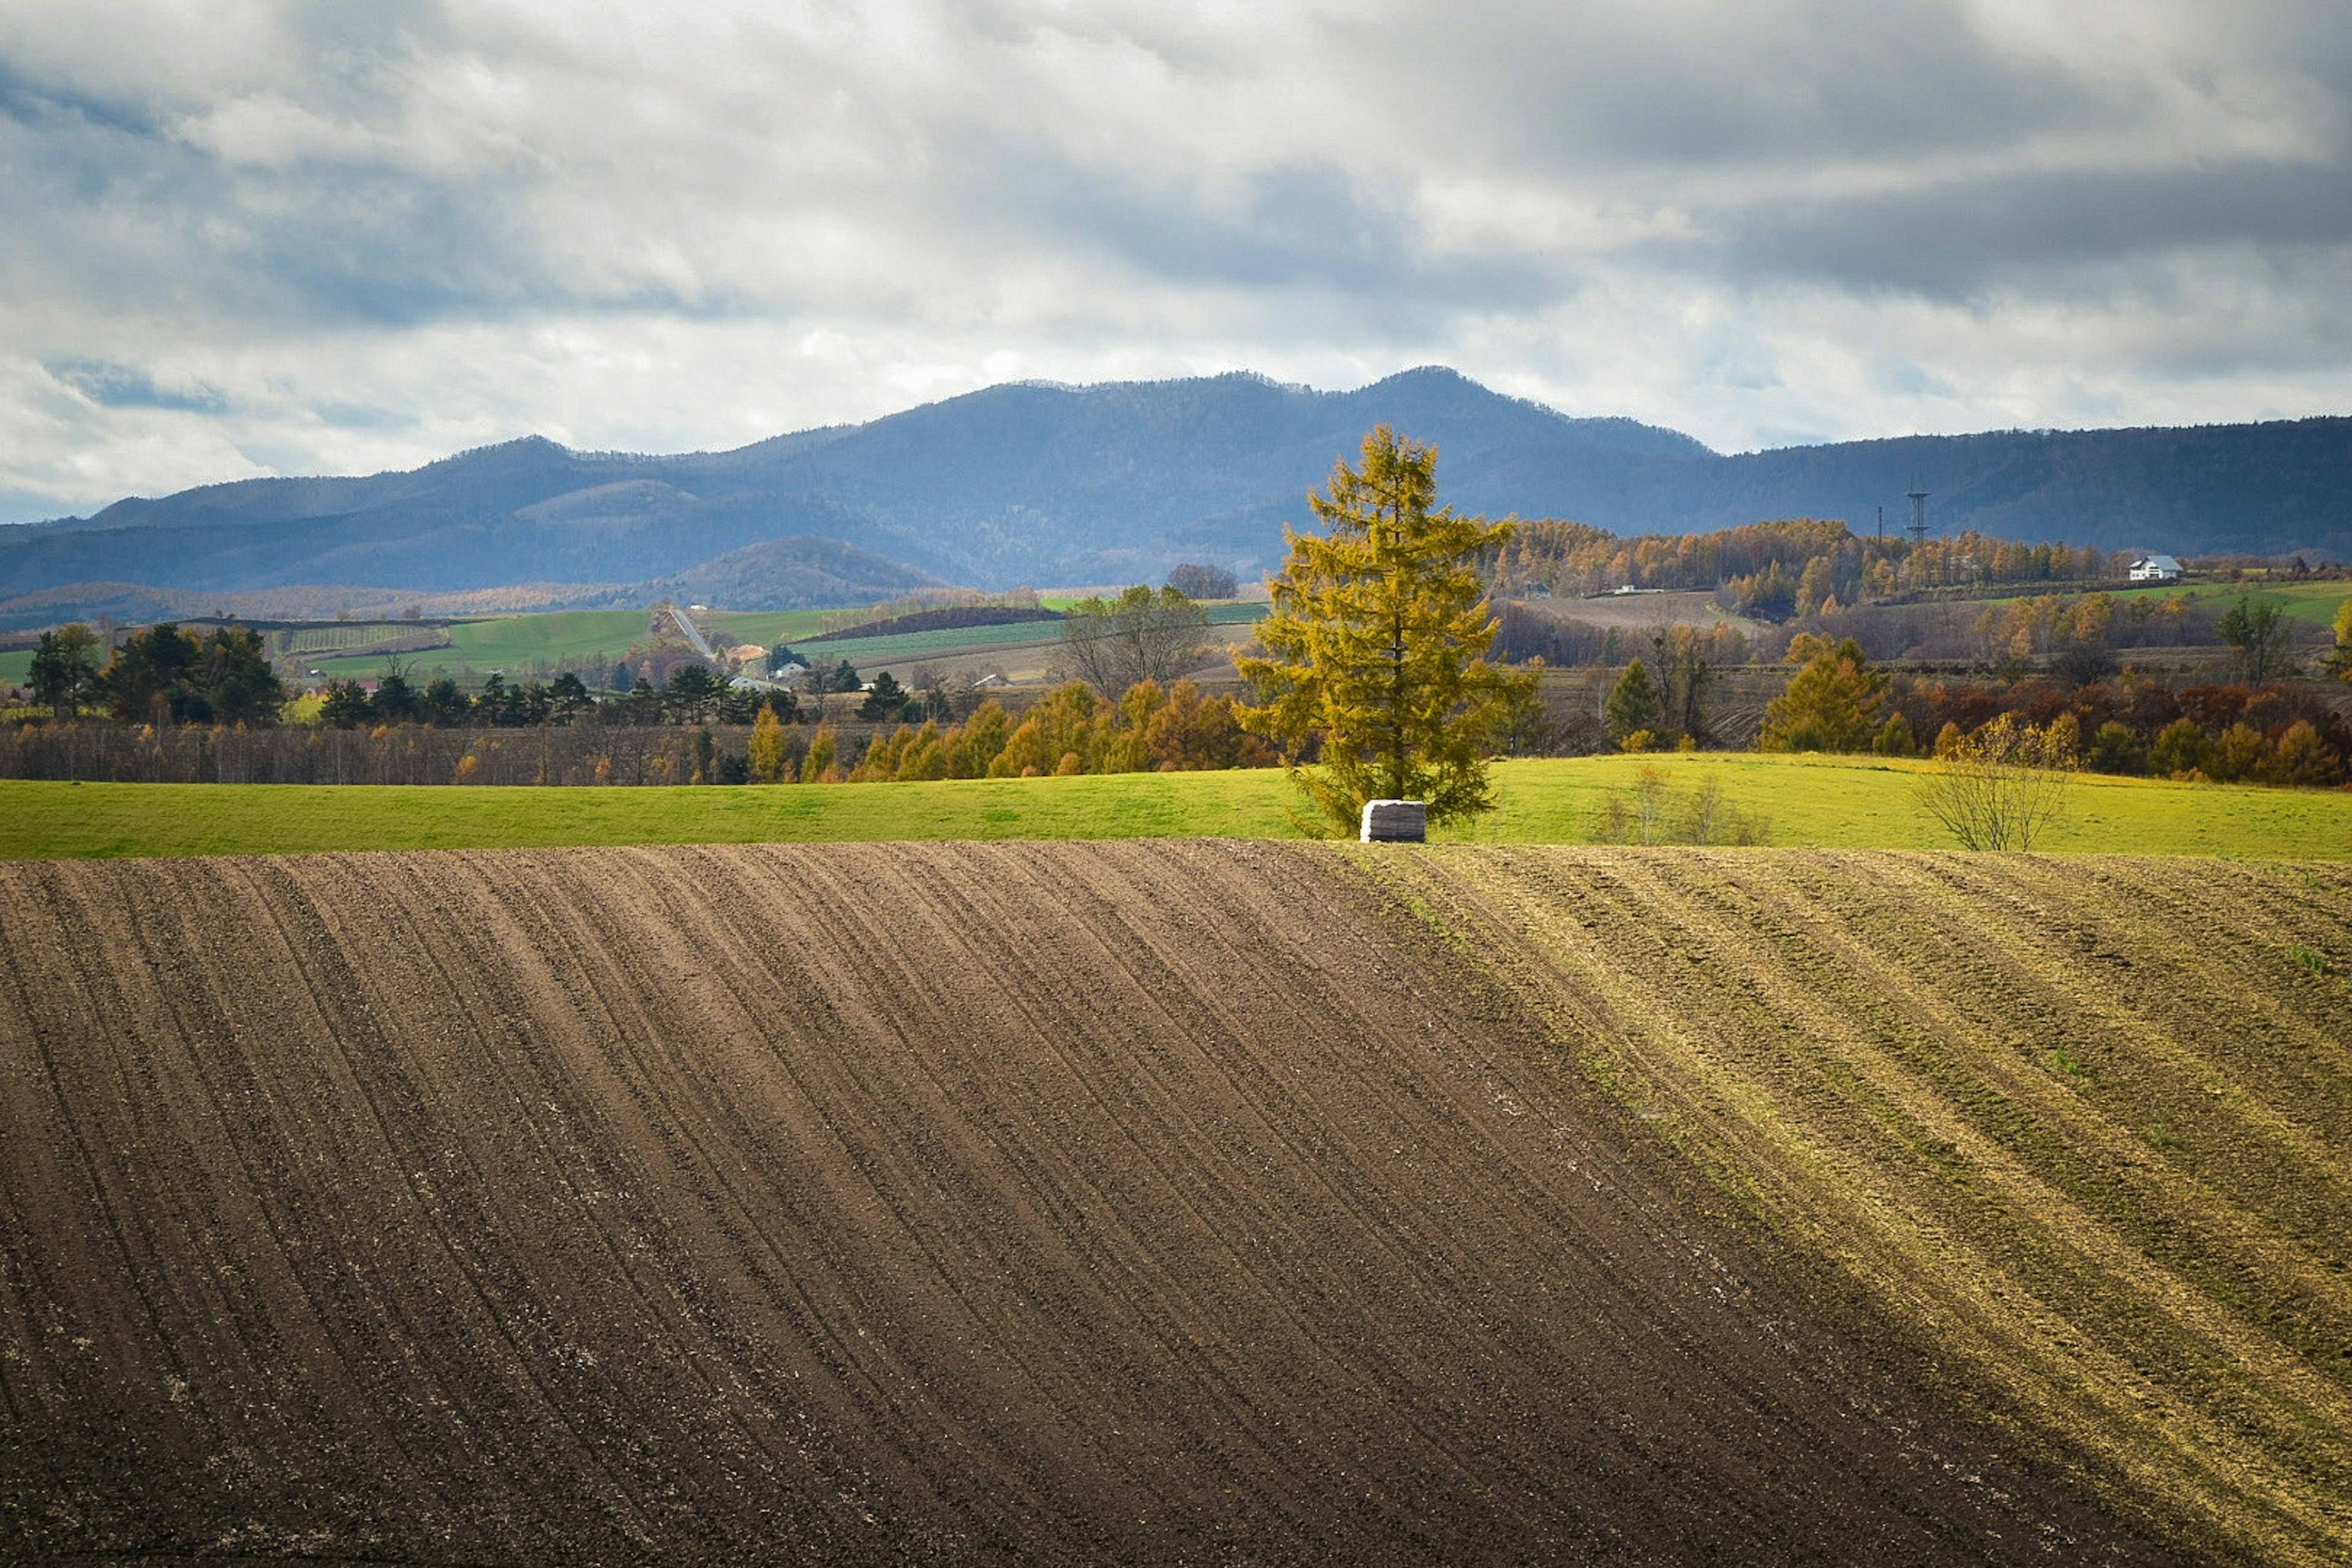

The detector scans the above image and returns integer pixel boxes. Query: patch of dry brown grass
[1356,846,2352,1567]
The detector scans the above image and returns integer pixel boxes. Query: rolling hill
[4,839,2343,1564]
[4,368,2347,626]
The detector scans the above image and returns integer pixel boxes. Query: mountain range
[3,366,2347,627]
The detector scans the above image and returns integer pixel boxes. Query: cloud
[1,0,2347,516]
[47,358,232,414]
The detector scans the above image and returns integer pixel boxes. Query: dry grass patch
[1352,846,2352,1568]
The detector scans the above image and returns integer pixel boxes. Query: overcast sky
[4,0,2348,520]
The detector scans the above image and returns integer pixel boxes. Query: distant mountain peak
[439,432,566,459]
[1366,364,1477,388]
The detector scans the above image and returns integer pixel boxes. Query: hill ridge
[4,369,2347,624]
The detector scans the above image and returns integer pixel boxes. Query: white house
[2128,554,2184,582]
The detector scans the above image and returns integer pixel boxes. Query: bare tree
[1166,562,1237,600]
[1913,714,2076,850]
[1060,586,1210,697]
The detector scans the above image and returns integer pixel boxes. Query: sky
[3,0,2348,521]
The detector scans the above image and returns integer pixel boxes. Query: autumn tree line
[10,518,2350,797]
[1500,516,2139,608]
[6,605,1287,785]
[1603,612,2352,790]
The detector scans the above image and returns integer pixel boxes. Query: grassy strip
[1472,751,2352,859]
[0,770,1310,859]
[1,751,2346,860]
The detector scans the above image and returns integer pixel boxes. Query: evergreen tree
[1605,658,1665,749]
[27,624,100,720]
[748,706,791,782]
[319,680,374,729]
[100,623,282,725]
[549,671,594,721]
[373,658,421,722]
[665,664,723,723]
[1239,426,1534,830]
[859,671,909,722]
[1757,636,1886,753]
[100,623,202,723]
[421,677,473,725]
[192,627,285,725]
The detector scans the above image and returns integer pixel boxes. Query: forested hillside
[3,368,2346,627]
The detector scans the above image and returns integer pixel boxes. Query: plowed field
[0,842,2323,1566]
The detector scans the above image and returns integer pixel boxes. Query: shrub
[1591,766,1770,846]
[2084,721,2144,775]
[1913,713,2076,851]
[2263,720,2346,788]
[2149,718,2211,779]
[2206,722,2266,783]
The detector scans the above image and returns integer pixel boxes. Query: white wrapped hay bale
[1360,799,1427,843]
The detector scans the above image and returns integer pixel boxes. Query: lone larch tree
[1240,425,1533,833]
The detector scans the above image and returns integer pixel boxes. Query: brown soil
[1539,589,1763,632]
[0,841,2209,1566]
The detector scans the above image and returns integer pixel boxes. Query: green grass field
[791,605,1267,665]
[303,609,656,682]
[4,601,1277,694]
[793,618,1071,665]
[696,608,842,647]
[2094,580,2351,625]
[1468,752,2352,857]
[2,752,2344,861]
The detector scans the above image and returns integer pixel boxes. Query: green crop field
[303,609,656,682]
[697,609,840,647]
[276,622,424,655]
[0,649,32,685]
[2,752,2345,861]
